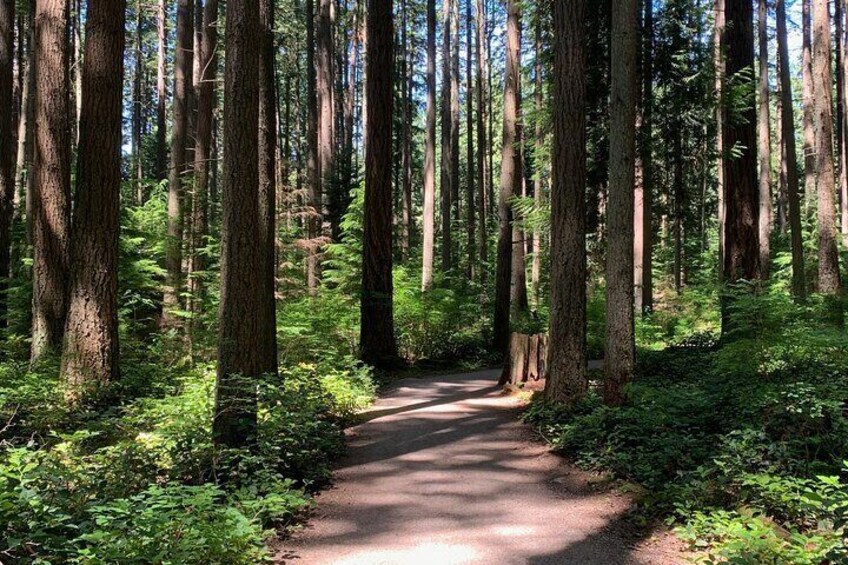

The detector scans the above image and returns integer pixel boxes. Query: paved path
[276,369,684,565]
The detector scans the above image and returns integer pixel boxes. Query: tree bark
[0,0,14,329]
[69,0,81,147]
[837,0,846,243]
[400,0,412,263]
[465,0,475,279]
[757,0,771,279]
[317,0,335,237]
[812,0,843,295]
[450,0,460,226]
[486,0,493,211]
[360,0,398,369]
[511,13,528,315]
[306,0,322,292]
[531,13,542,308]
[604,0,638,407]
[776,0,806,302]
[714,0,726,280]
[215,0,262,449]
[802,0,816,214]
[132,0,144,203]
[545,0,587,405]
[722,0,760,301]
[190,0,217,310]
[440,0,453,272]
[31,0,71,362]
[511,9,528,315]
[776,77,788,235]
[474,0,487,279]
[422,0,436,290]
[492,0,520,354]
[14,5,33,248]
[842,0,848,247]
[634,0,653,315]
[342,0,361,232]
[259,0,278,375]
[156,0,168,181]
[163,0,194,325]
[61,0,125,401]
[672,129,683,293]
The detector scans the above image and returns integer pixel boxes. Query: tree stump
[499,332,548,388]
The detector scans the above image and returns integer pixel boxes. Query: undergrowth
[524,290,848,564]
[0,352,375,564]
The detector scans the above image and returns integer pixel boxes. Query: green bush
[0,353,375,563]
[73,484,272,564]
[524,294,848,563]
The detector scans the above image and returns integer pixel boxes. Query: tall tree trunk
[342,0,360,217]
[511,14,528,315]
[475,0,487,278]
[723,0,760,326]
[214,0,262,450]
[450,0,460,226]
[492,0,520,353]
[31,0,71,362]
[422,0,436,290]
[359,5,367,150]
[69,0,81,146]
[531,13,542,308]
[360,0,398,368]
[318,0,335,238]
[604,0,637,407]
[400,0,411,262]
[837,0,846,240]
[306,0,321,292]
[190,0,217,309]
[258,0,278,375]
[776,0,806,301]
[776,69,788,234]
[61,0,125,401]
[546,0,587,405]
[842,0,848,246]
[842,0,848,247]
[11,4,19,133]
[282,71,292,235]
[294,53,304,233]
[673,130,684,292]
[163,0,194,325]
[714,0,726,280]
[486,0,493,211]
[14,5,33,246]
[635,0,653,315]
[802,0,816,214]
[156,0,168,181]
[812,0,843,295]
[0,0,14,329]
[440,0,453,272]
[465,0,475,279]
[510,14,528,315]
[132,0,144,203]
[757,0,771,279]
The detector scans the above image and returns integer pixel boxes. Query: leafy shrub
[524,294,848,563]
[0,354,375,563]
[74,484,271,564]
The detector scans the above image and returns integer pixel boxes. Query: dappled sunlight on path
[275,369,683,565]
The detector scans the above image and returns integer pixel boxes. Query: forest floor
[273,368,686,564]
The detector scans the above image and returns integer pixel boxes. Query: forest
[0,0,847,562]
